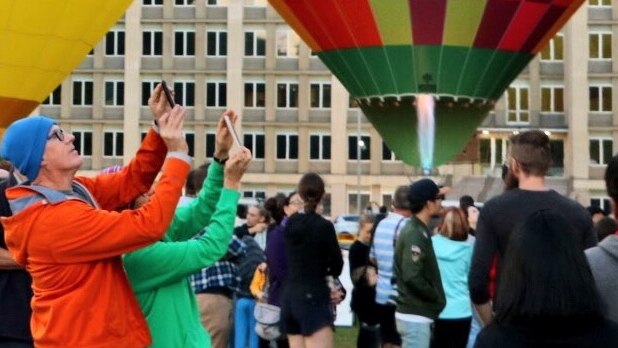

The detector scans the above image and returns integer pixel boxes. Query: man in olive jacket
[393,179,446,348]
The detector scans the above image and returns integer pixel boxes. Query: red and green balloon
[269,0,584,168]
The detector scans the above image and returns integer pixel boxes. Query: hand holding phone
[161,80,175,108]
[223,114,242,148]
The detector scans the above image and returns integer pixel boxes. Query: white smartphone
[223,115,242,148]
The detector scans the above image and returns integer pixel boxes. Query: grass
[334,324,359,348]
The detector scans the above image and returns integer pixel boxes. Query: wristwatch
[213,156,228,165]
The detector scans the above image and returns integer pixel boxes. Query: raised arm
[167,111,239,241]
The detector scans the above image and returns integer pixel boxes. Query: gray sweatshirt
[586,235,618,323]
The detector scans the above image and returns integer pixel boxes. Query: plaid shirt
[190,234,246,294]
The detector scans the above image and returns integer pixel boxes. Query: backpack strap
[8,182,98,215]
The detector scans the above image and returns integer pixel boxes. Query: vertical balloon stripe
[369,0,412,45]
[520,5,566,52]
[531,0,584,53]
[443,0,487,47]
[276,0,380,51]
[498,2,549,51]
[473,0,519,49]
[409,0,447,45]
[268,0,322,51]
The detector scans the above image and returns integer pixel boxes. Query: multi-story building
[35,0,616,217]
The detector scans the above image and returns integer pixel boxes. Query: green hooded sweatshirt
[123,161,239,348]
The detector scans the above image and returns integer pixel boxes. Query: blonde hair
[438,207,469,241]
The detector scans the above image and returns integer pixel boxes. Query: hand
[330,287,344,305]
[149,83,173,123]
[366,267,378,287]
[214,110,238,160]
[249,222,268,234]
[257,262,267,272]
[158,105,188,154]
[223,147,252,190]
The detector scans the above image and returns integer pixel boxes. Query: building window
[105,81,124,106]
[245,31,266,57]
[205,132,216,158]
[143,30,163,56]
[382,141,397,161]
[244,133,265,159]
[174,81,195,106]
[589,32,612,60]
[72,80,93,106]
[540,33,563,61]
[276,133,299,160]
[588,0,611,6]
[42,85,62,105]
[348,193,370,215]
[103,131,124,157]
[506,86,529,124]
[541,86,564,113]
[73,130,93,156]
[175,0,194,5]
[276,83,298,108]
[310,83,331,109]
[589,85,612,112]
[589,137,612,165]
[206,82,227,107]
[143,0,163,5]
[207,31,227,57]
[141,81,158,106]
[105,29,125,56]
[309,134,331,160]
[243,190,266,200]
[185,132,195,157]
[207,0,229,5]
[244,82,265,108]
[175,30,195,56]
[276,29,300,57]
[348,135,371,160]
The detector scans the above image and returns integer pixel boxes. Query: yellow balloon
[0,0,132,130]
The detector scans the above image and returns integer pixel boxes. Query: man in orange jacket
[0,85,190,348]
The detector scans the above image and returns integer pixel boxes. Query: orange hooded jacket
[1,129,190,348]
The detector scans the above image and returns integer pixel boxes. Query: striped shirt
[370,212,409,305]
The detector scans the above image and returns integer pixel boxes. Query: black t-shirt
[349,240,379,324]
[469,189,596,305]
[0,176,33,342]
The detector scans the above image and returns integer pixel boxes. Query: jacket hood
[432,234,473,262]
[599,235,618,260]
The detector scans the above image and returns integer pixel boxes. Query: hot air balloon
[0,0,133,135]
[268,0,585,171]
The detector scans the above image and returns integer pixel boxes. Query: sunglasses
[47,128,65,142]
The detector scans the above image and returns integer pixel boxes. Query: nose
[65,130,75,143]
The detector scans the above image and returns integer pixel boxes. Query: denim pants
[396,318,432,348]
[234,297,259,348]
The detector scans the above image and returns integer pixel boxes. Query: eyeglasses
[47,128,65,142]
[289,200,304,206]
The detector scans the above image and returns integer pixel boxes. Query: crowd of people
[0,86,617,348]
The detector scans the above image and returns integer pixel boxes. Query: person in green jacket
[123,111,253,348]
[393,178,447,348]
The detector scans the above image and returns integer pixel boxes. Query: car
[333,214,360,235]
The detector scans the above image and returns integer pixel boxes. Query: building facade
[35,0,617,217]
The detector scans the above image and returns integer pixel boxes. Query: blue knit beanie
[1,116,56,182]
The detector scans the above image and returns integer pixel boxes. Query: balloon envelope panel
[0,0,133,129]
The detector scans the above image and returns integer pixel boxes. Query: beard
[503,166,519,191]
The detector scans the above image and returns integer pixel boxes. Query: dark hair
[509,130,551,176]
[409,201,426,214]
[459,195,474,213]
[297,172,324,213]
[495,210,603,324]
[392,185,411,210]
[594,216,618,241]
[264,194,287,224]
[379,205,388,214]
[236,204,248,219]
[185,163,209,197]
[605,154,618,204]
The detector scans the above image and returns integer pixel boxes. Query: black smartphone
[161,80,175,107]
